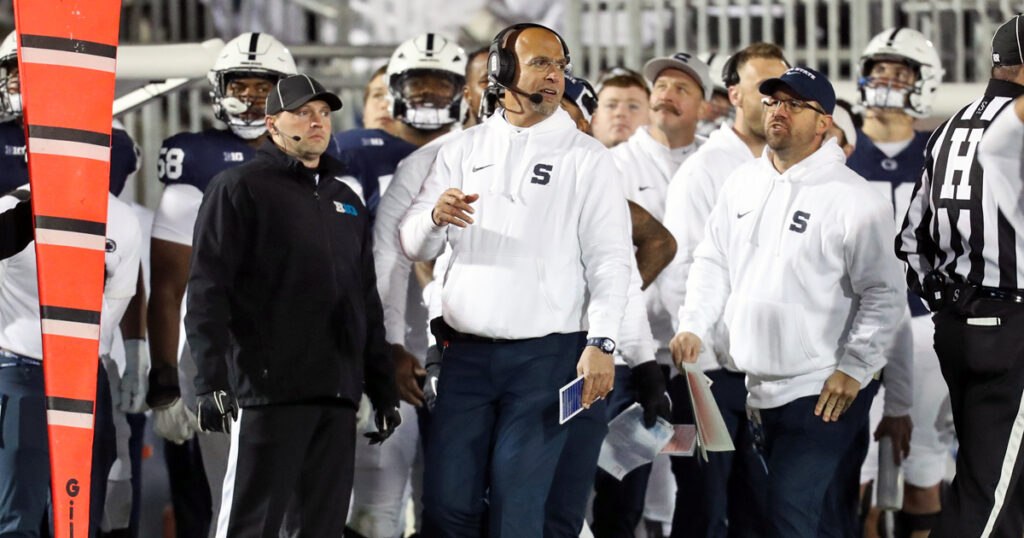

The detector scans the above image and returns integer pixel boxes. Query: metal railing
[114,0,1024,207]
[563,0,1024,83]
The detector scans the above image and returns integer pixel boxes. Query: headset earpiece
[488,23,571,88]
[722,53,739,88]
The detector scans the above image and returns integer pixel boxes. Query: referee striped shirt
[896,78,1024,294]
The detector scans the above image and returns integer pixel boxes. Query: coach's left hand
[815,370,861,423]
[577,346,614,408]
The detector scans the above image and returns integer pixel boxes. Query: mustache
[652,101,681,115]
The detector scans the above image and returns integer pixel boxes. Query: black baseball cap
[266,74,343,115]
[759,66,836,114]
[992,14,1024,66]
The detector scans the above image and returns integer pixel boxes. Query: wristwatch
[586,337,616,354]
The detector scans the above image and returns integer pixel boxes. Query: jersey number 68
[157,147,185,180]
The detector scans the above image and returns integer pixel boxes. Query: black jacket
[0,192,32,260]
[185,140,397,410]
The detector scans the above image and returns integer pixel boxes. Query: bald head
[513,27,565,61]
[508,27,567,118]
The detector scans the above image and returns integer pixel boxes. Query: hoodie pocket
[723,295,820,377]
[441,252,577,336]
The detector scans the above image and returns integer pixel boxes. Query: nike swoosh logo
[638,186,652,191]
[472,164,494,172]
[737,211,752,219]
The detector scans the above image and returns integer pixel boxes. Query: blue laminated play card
[559,375,585,424]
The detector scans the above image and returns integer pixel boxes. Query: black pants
[216,402,356,538]
[162,437,211,538]
[931,299,1024,538]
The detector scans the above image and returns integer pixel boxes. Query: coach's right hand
[432,188,479,228]
[577,346,614,408]
[670,331,702,371]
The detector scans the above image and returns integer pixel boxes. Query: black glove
[423,345,442,411]
[632,362,672,428]
[364,405,402,445]
[146,363,181,409]
[195,390,237,434]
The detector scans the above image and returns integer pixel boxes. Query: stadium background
[1,0,1019,209]
[0,0,1020,535]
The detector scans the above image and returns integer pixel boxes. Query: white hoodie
[374,131,459,352]
[679,139,904,409]
[611,126,703,366]
[400,108,633,341]
[663,122,756,372]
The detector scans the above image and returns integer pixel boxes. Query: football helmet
[208,32,297,139]
[858,27,944,118]
[386,33,466,130]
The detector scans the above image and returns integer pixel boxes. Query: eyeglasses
[761,96,826,115]
[525,57,571,75]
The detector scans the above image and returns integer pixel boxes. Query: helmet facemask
[389,69,466,131]
[0,58,21,121]
[212,71,279,139]
[859,57,920,113]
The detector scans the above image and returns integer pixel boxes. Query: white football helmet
[208,32,297,139]
[858,27,944,118]
[385,33,466,130]
[0,31,22,120]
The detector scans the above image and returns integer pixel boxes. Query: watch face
[601,340,615,353]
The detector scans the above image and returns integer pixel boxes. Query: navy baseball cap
[266,74,343,115]
[759,66,836,115]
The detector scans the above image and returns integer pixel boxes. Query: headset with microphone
[273,124,302,142]
[268,119,299,140]
[487,23,571,106]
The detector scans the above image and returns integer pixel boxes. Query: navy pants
[757,390,873,538]
[590,365,650,538]
[819,379,879,538]
[545,376,608,538]
[0,359,115,538]
[422,332,585,538]
[669,369,765,538]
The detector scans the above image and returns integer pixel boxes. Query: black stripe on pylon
[34,215,106,236]
[40,306,101,325]
[27,125,110,147]
[46,397,94,414]
[20,34,117,59]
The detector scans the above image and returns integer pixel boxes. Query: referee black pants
[932,299,1024,538]
[214,402,356,538]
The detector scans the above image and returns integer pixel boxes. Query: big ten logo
[334,201,359,215]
